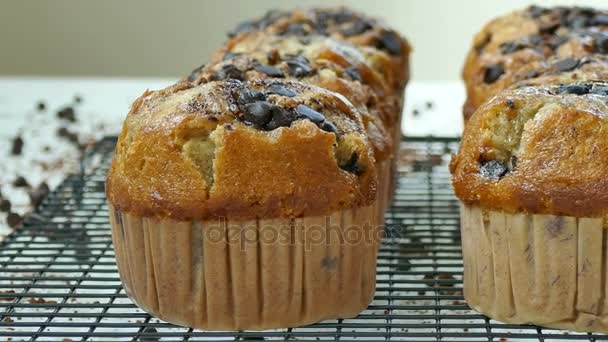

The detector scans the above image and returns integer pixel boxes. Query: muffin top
[451,81,608,217]
[462,5,608,119]
[186,33,399,160]
[225,7,410,92]
[106,79,377,220]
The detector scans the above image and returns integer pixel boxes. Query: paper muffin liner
[461,205,608,334]
[109,195,383,331]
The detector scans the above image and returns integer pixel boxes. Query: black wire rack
[0,136,605,341]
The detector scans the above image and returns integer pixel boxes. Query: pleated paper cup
[461,205,608,334]
[109,198,383,331]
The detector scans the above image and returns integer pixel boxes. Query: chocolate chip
[345,67,362,81]
[266,83,297,97]
[593,14,608,26]
[254,64,285,78]
[506,99,516,109]
[529,5,548,18]
[140,326,159,341]
[528,34,544,45]
[285,56,313,77]
[74,95,82,104]
[595,34,608,54]
[281,22,309,36]
[500,41,523,54]
[480,160,508,180]
[0,199,11,212]
[57,107,76,122]
[222,52,242,61]
[11,136,23,156]
[412,109,420,117]
[7,212,23,228]
[265,105,296,131]
[57,127,79,144]
[29,182,50,208]
[557,84,591,95]
[228,21,256,38]
[341,20,372,36]
[266,50,280,65]
[539,20,560,34]
[525,70,540,79]
[237,88,266,106]
[13,176,29,188]
[554,58,579,72]
[340,152,362,175]
[243,101,273,127]
[376,30,402,55]
[214,64,244,81]
[36,101,46,111]
[425,101,434,109]
[320,121,338,135]
[187,63,205,82]
[295,104,325,124]
[590,86,608,96]
[483,64,504,84]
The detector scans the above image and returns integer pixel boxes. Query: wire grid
[0,136,604,342]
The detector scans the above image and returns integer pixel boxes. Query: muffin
[462,5,608,120]
[450,81,608,333]
[199,7,410,205]
[106,79,383,330]
[187,34,399,212]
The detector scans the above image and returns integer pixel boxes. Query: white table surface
[0,77,465,238]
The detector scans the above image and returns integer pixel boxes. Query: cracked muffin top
[186,33,401,161]
[451,81,608,217]
[226,7,410,90]
[462,5,608,120]
[106,79,377,220]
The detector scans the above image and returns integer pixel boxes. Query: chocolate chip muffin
[450,81,608,333]
[190,7,410,208]
[107,79,383,330]
[188,34,400,211]
[462,5,608,120]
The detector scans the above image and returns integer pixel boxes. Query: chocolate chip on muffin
[295,104,325,124]
[557,83,592,95]
[340,152,362,175]
[483,64,505,84]
[376,30,402,55]
[285,55,313,77]
[254,64,285,78]
[553,57,580,72]
[265,83,297,97]
[479,159,509,180]
[213,64,245,81]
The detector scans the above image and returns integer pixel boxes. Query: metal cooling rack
[0,136,605,341]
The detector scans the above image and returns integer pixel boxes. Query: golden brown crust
[451,81,608,217]
[462,6,608,120]
[186,34,400,161]
[107,79,377,220]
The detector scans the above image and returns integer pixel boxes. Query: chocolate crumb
[412,109,420,117]
[13,176,30,188]
[57,106,76,122]
[29,182,50,208]
[11,136,24,156]
[0,199,11,212]
[425,101,434,109]
[7,212,23,228]
[37,101,46,111]
[340,152,362,175]
[74,95,82,103]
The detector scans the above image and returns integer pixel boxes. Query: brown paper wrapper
[109,195,383,330]
[461,205,608,334]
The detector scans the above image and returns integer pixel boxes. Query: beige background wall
[1,0,605,81]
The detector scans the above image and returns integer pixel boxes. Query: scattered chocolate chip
[254,64,285,78]
[0,199,11,212]
[295,104,325,124]
[29,182,50,208]
[320,121,338,135]
[243,101,273,127]
[222,52,242,61]
[266,83,297,97]
[341,20,372,36]
[590,86,608,96]
[139,326,159,341]
[483,64,504,84]
[265,105,296,131]
[237,88,266,105]
[340,152,362,175]
[345,67,362,81]
[376,30,402,55]
[43,145,51,153]
[13,176,29,188]
[480,160,508,180]
[11,136,23,156]
[57,127,79,144]
[529,5,548,18]
[228,21,256,38]
[74,95,82,104]
[412,109,420,117]
[425,101,434,110]
[595,34,608,54]
[36,101,46,111]
[553,58,579,72]
[187,63,205,82]
[213,64,244,81]
[57,107,76,122]
[7,212,23,228]
[506,99,516,109]
[557,84,592,95]
[285,55,313,77]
